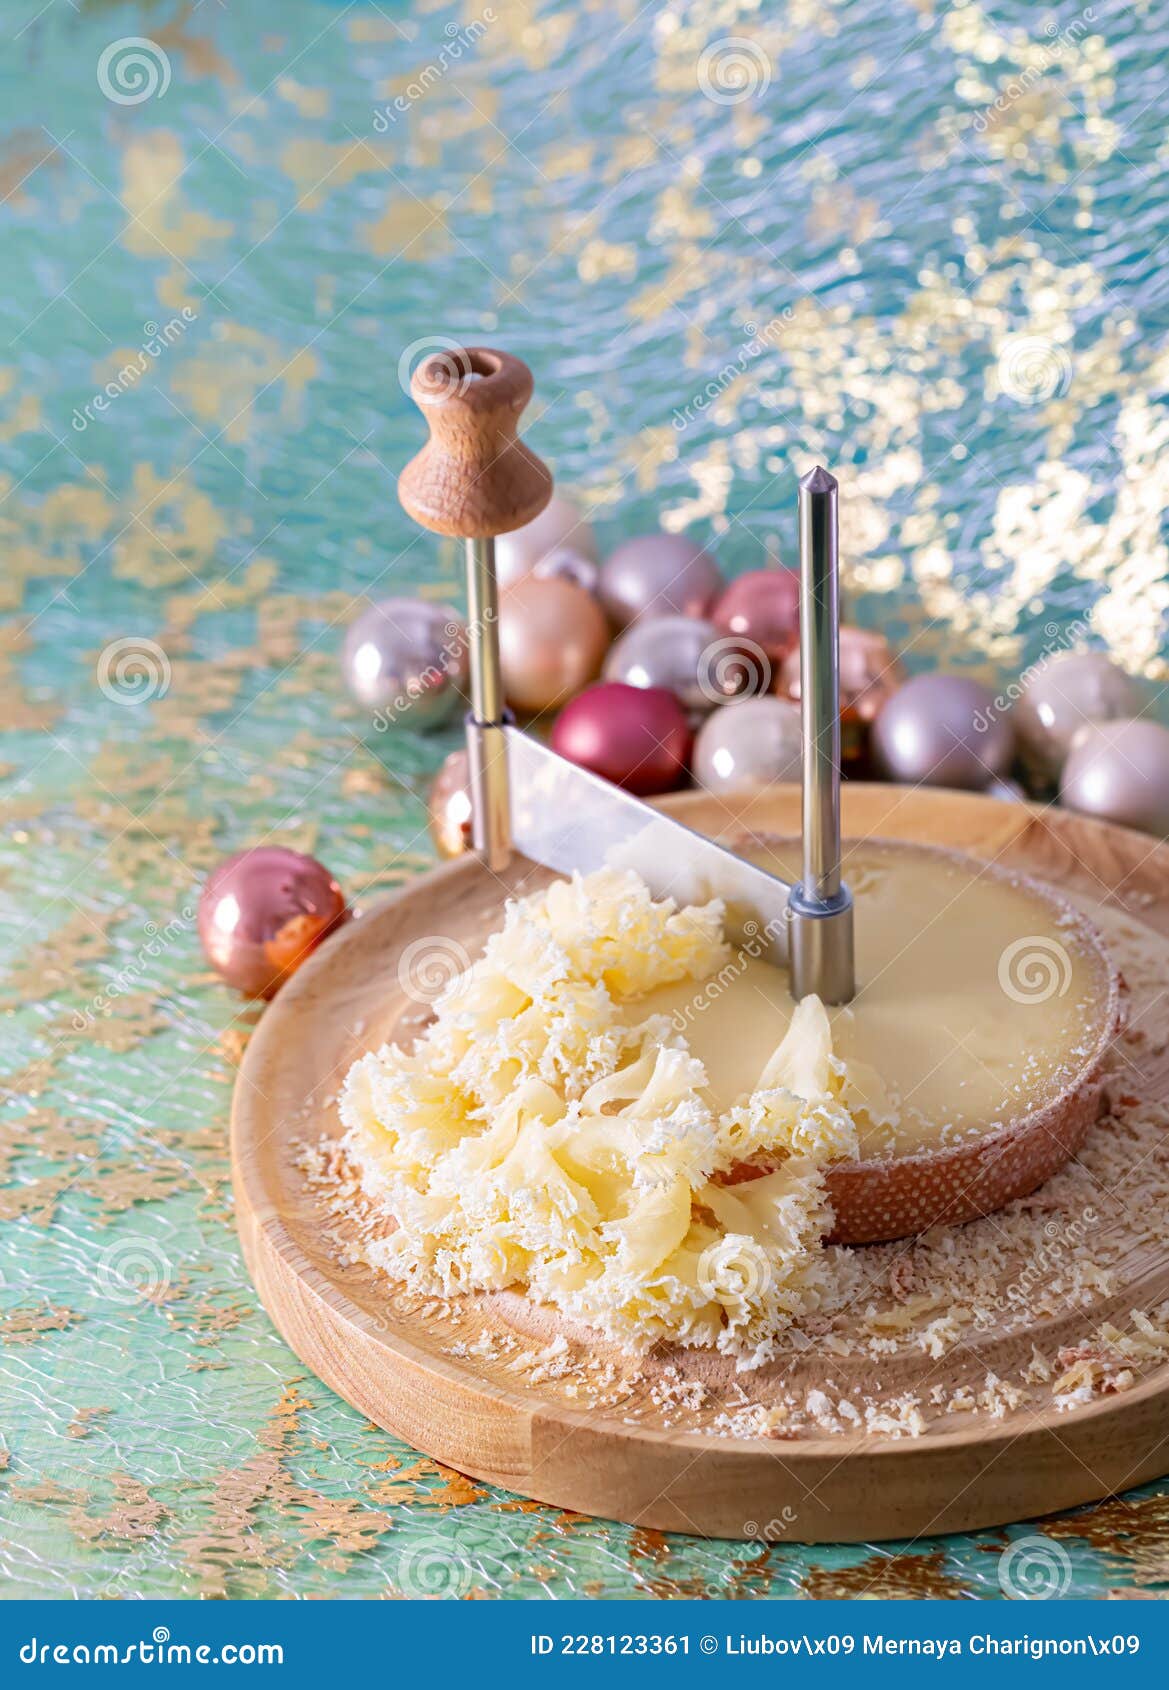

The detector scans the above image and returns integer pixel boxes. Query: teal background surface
[1,0,1167,1598]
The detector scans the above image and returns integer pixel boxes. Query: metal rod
[465,537,504,725]
[463,536,512,869]
[798,465,842,901]
[789,464,855,1005]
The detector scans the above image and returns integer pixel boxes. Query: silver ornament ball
[872,673,1012,790]
[603,615,725,713]
[532,546,600,595]
[1012,648,1144,783]
[494,493,598,590]
[692,695,802,792]
[598,533,724,630]
[1060,717,1169,836]
[341,598,467,730]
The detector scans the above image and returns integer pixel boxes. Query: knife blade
[505,723,793,965]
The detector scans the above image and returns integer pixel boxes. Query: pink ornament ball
[550,681,691,797]
[711,568,801,667]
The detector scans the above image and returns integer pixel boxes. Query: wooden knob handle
[398,346,553,539]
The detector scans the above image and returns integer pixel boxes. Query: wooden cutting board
[231,784,1169,1541]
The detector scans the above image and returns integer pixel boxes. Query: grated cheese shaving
[340,868,873,1364]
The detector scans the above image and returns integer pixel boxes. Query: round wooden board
[231,784,1169,1542]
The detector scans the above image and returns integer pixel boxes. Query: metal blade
[505,724,792,965]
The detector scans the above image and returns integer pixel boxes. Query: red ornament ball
[711,568,801,667]
[550,681,691,796]
[198,846,348,999]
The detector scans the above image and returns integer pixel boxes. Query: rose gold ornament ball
[499,575,611,716]
[778,625,906,770]
[197,846,348,999]
[711,568,801,667]
[427,748,474,859]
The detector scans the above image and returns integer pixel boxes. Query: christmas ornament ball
[778,625,905,769]
[427,749,474,859]
[550,681,691,796]
[711,568,801,666]
[1013,649,1144,783]
[532,547,600,595]
[603,614,728,713]
[871,673,1012,790]
[499,575,610,715]
[1060,718,1169,836]
[494,492,598,589]
[341,598,467,729]
[598,534,723,630]
[198,847,348,999]
[692,695,803,792]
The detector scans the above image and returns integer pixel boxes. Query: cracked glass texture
[1,0,1168,1599]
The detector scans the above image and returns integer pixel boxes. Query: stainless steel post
[464,536,512,871]
[789,466,855,1004]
